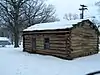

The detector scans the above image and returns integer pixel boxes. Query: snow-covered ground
[0,47,100,75]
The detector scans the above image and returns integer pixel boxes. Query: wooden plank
[35,50,69,58]
[36,38,66,41]
[71,39,97,42]
[25,45,32,48]
[50,37,66,40]
[50,40,66,44]
[50,44,66,48]
[71,44,97,47]
[24,48,32,51]
[24,42,31,44]
[24,44,31,47]
[36,46,44,49]
[36,44,44,47]
[36,49,67,55]
[24,40,32,42]
[71,50,82,53]
[23,30,70,34]
[50,47,66,51]
[72,32,96,36]
[71,47,82,50]
[71,42,97,45]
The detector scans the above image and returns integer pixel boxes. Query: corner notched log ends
[23,19,99,60]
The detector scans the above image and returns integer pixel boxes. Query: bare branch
[63,13,79,20]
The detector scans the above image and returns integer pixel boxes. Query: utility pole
[79,5,88,19]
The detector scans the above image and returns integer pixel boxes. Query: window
[44,38,50,49]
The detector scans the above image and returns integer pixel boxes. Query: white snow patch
[24,19,92,31]
[0,37,10,41]
[0,47,100,75]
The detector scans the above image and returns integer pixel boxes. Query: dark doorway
[44,38,50,49]
[32,38,36,51]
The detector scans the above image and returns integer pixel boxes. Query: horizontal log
[72,42,97,45]
[36,49,67,55]
[72,36,97,39]
[24,39,32,41]
[72,45,97,48]
[36,41,43,44]
[71,48,82,50]
[24,44,32,46]
[50,37,66,40]
[36,38,66,41]
[36,46,66,50]
[24,47,31,49]
[24,48,32,51]
[23,30,70,34]
[36,44,44,47]
[71,36,97,39]
[71,50,82,53]
[36,46,67,51]
[24,36,32,38]
[35,50,69,58]
[36,39,43,41]
[71,43,97,46]
[72,33,96,37]
[36,46,44,49]
[24,38,31,40]
[24,44,32,47]
[71,50,95,54]
[50,44,66,48]
[24,40,32,43]
[72,48,97,52]
[24,43,32,46]
[72,27,95,32]
[50,43,66,45]
[71,40,97,43]
[24,42,32,44]
[50,47,66,51]
[53,34,66,36]
[50,40,66,44]
[72,31,97,36]
[70,52,83,58]
[71,45,97,48]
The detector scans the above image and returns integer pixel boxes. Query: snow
[0,47,100,75]
[24,19,91,31]
[0,37,10,41]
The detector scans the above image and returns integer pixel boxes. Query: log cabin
[23,19,99,60]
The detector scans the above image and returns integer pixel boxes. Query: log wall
[35,33,69,58]
[23,35,33,52]
[71,22,98,58]
[23,31,72,59]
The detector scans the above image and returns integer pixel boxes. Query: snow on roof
[0,37,10,41]
[23,19,92,31]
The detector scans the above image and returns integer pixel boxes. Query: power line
[79,4,88,19]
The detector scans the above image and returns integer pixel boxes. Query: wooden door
[32,38,36,51]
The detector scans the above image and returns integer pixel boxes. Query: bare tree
[63,13,79,20]
[95,2,100,27]
[0,0,57,47]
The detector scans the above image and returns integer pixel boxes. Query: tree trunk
[14,32,19,48]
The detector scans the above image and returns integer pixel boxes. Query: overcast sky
[47,0,100,20]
